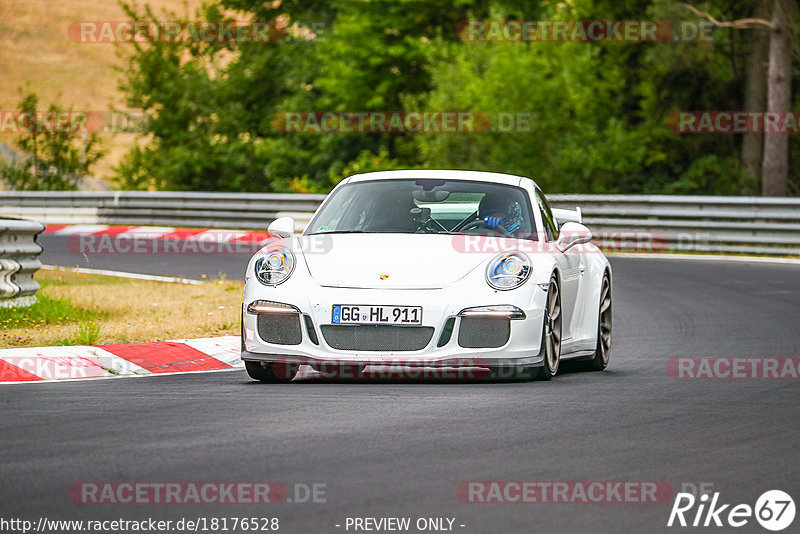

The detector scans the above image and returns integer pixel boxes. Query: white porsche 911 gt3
[242,170,611,382]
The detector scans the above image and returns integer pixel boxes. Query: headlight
[486,252,531,290]
[247,300,299,314]
[254,248,295,285]
[459,305,526,319]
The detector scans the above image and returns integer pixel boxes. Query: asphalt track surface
[38,234,255,281]
[1,234,799,533]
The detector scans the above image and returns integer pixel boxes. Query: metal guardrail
[549,195,800,256]
[0,218,45,308]
[0,191,327,230]
[1,191,799,256]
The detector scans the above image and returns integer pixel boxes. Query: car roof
[345,169,537,188]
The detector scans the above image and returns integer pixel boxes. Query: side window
[535,189,559,241]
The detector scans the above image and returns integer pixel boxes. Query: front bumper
[242,283,547,369]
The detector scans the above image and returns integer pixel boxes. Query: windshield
[306,179,537,239]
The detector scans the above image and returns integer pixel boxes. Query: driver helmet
[478,194,523,232]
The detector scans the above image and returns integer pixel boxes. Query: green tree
[412,0,767,194]
[0,93,103,191]
[114,0,342,191]
[115,0,491,191]
[114,0,797,194]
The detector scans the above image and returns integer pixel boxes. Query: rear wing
[552,207,582,226]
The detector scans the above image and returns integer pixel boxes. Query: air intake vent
[457,316,510,348]
[321,325,434,351]
[257,314,302,345]
[437,317,456,347]
[303,314,319,345]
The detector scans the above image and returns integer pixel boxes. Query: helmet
[478,194,523,232]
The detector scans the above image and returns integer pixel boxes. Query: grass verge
[0,269,242,348]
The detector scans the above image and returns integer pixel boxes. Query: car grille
[257,314,302,345]
[320,325,435,351]
[457,316,511,348]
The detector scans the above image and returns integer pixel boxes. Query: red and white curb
[0,336,242,384]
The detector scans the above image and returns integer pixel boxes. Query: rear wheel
[537,274,562,381]
[583,272,612,371]
[245,361,298,383]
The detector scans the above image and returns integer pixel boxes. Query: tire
[242,315,298,383]
[537,274,562,381]
[240,314,246,351]
[582,272,612,371]
[245,361,298,383]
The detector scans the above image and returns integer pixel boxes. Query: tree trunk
[741,0,770,194]
[761,0,794,196]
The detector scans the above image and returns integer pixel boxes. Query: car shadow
[241,359,612,385]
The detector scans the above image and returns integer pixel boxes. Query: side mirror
[268,216,295,238]
[556,222,592,252]
[552,206,582,227]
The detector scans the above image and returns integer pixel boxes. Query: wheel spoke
[600,282,611,313]
[594,277,611,363]
[543,278,562,373]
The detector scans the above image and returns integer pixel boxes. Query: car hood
[298,234,495,289]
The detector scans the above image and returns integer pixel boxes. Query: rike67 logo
[668,490,795,531]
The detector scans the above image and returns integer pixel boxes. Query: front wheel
[582,272,612,371]
[245,361,298,383]
[537,274,562,381]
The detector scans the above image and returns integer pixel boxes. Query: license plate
[332,305,422,325]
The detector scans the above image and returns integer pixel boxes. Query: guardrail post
[0,218,46,308]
